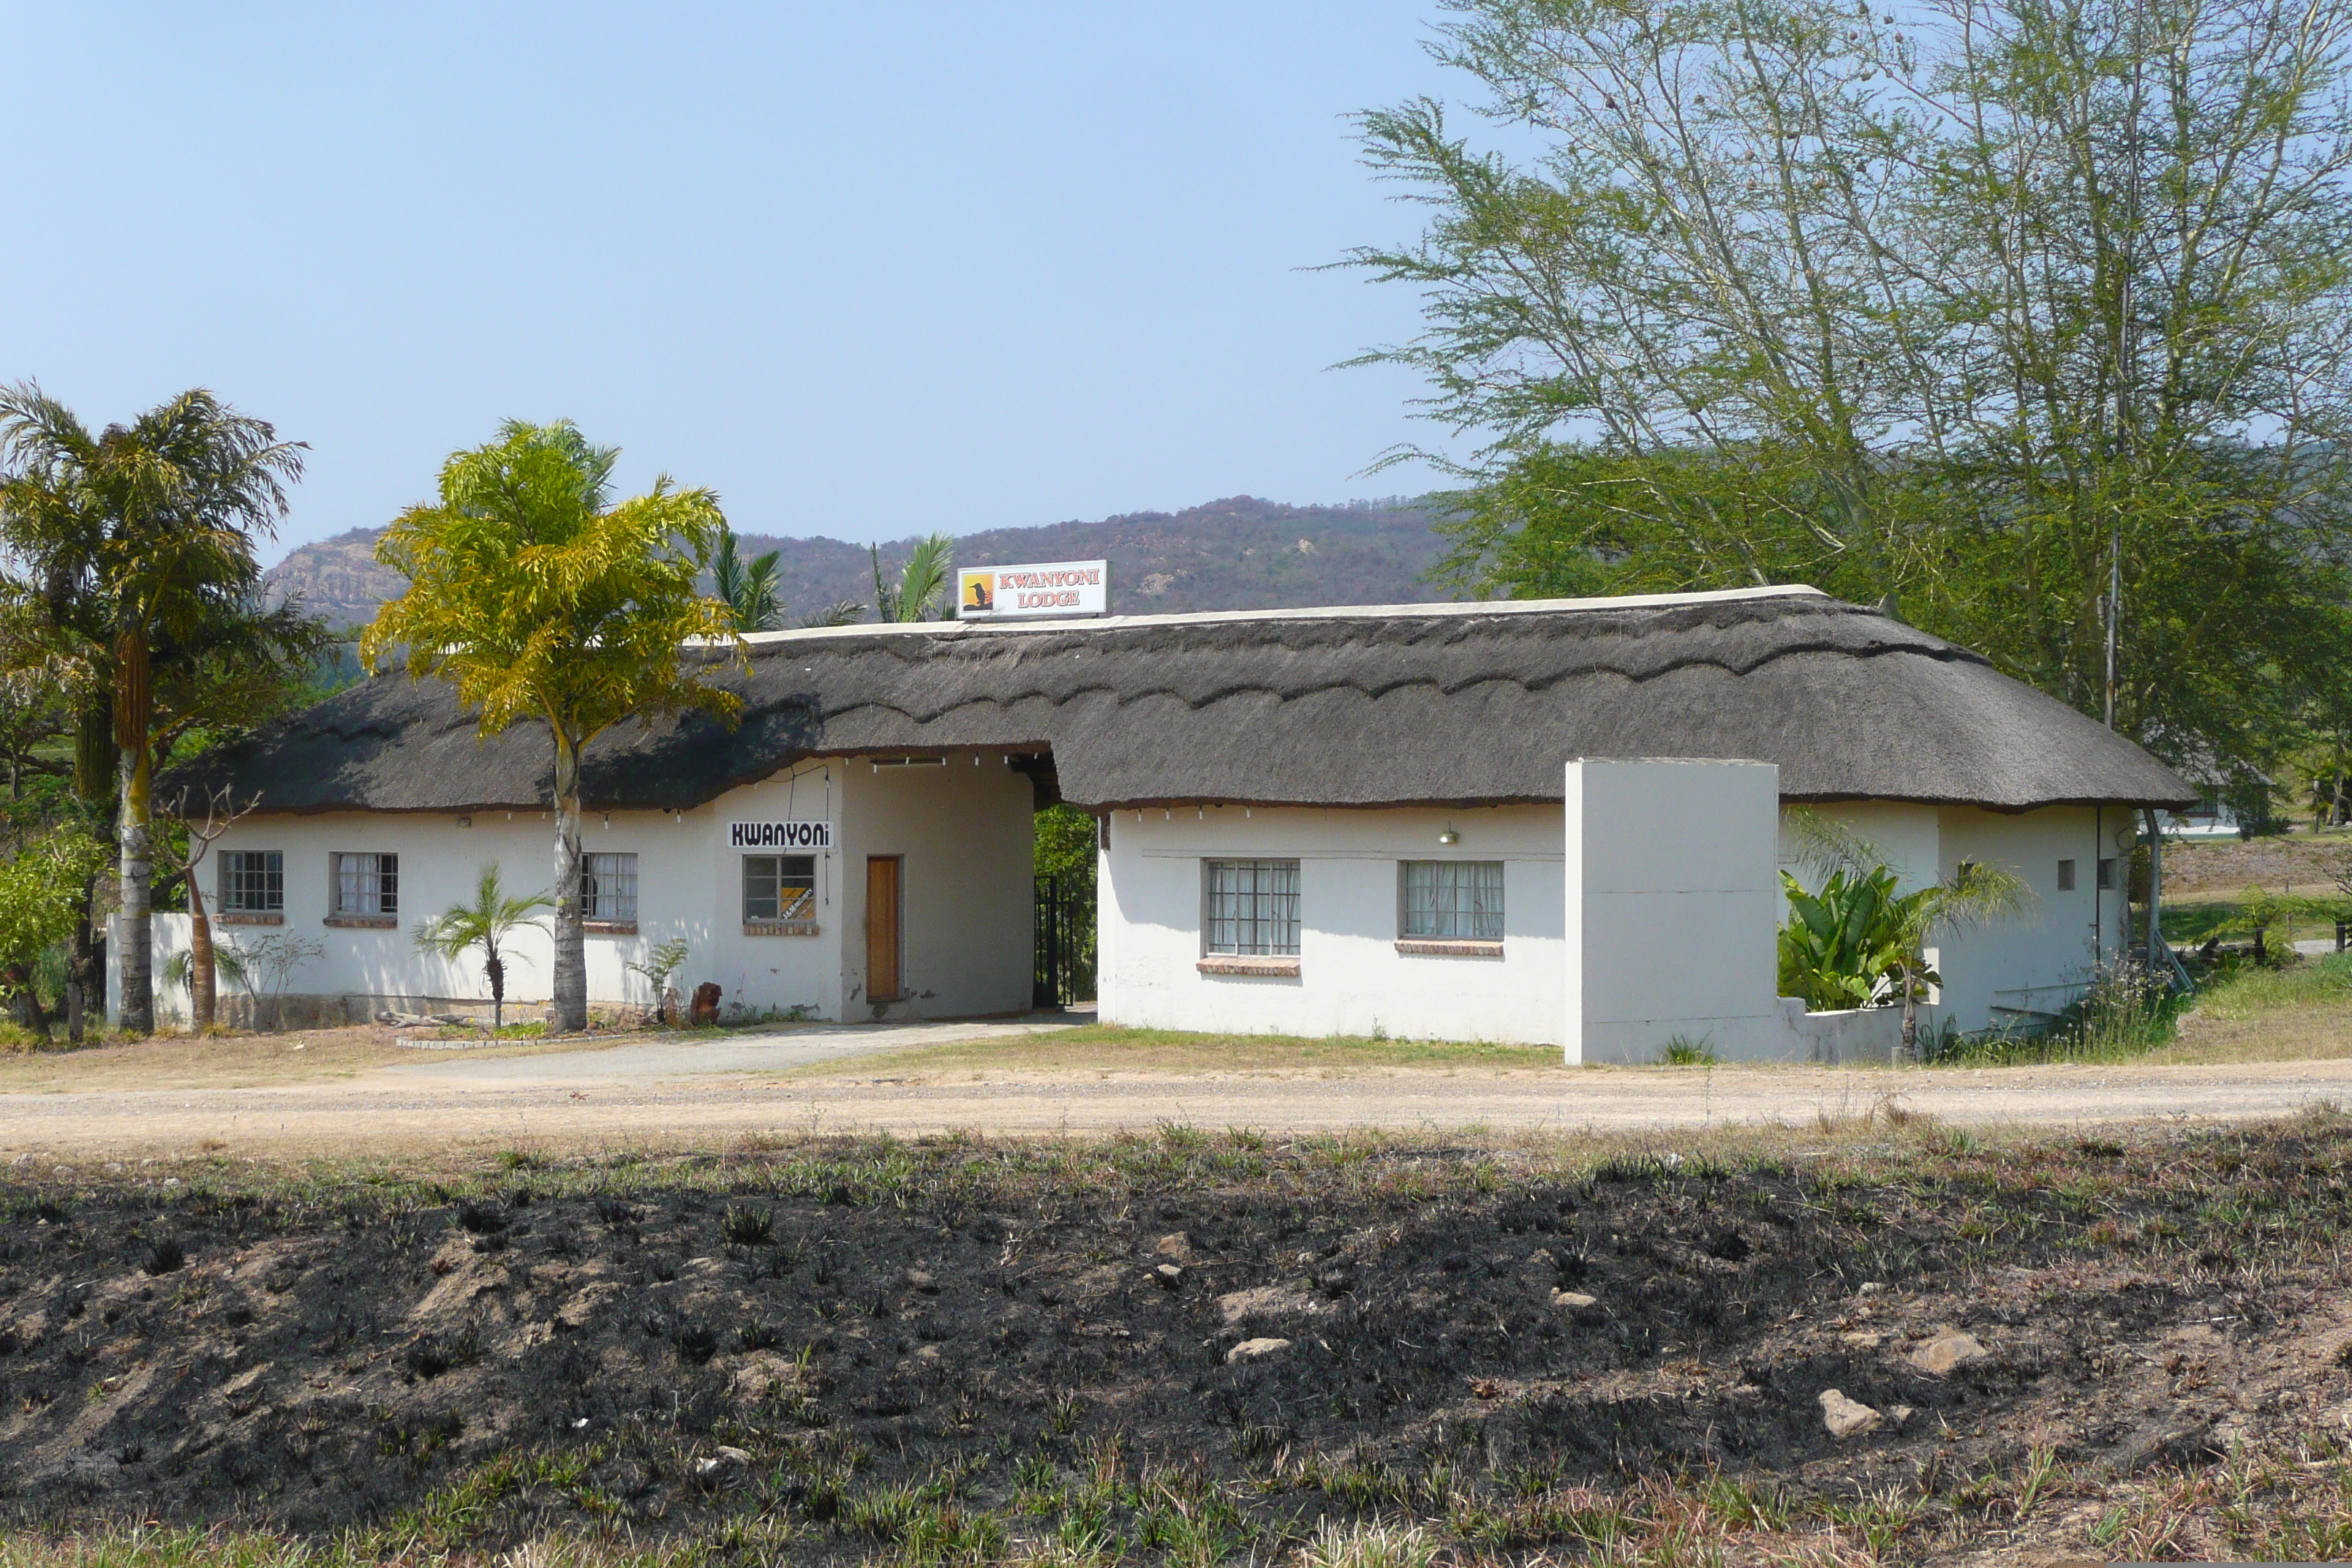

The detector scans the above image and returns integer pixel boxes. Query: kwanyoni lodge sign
[957,559,1109,619]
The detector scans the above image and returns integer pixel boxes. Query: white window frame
[1202,859,1300,957]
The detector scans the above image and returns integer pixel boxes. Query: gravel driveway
[4,1019,2351,1157]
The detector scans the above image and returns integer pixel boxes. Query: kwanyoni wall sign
[728,821,834,850]
[957,559,1109,619]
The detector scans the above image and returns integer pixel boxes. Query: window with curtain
[1400,860,1504,941]
[580,852,639,921]
[1203,859,1300,956]
[332,853,397,916]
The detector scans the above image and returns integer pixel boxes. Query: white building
[161,586,2195,1060]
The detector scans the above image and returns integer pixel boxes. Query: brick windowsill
[214,913,284,927]
[582,921,639,937]
[744,921,821,938]
[1196,956,1301,978]
[323,914,396,930]
[1395,939,1504,959]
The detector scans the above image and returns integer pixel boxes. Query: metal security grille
[334,853,397,916]
[580,853,639,921]
[742,855,816,921]
[1401,860,1504,940]
[1033,873,1098,1008]
[219,850,283,913]
[1204,859,1300,956]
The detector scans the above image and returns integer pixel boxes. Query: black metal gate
[1033,873,1098,1009]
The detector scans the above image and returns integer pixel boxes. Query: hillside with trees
[262,495,1455,630]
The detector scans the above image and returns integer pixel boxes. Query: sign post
[956,560,1109,620]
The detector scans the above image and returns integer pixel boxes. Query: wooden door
[865,856,902,1002]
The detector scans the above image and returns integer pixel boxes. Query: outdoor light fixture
[456,816,471,829]
[1438,827,1460,845]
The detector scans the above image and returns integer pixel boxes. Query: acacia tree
[0,385,307,1033]
[361,421,739,1032]
[1351,0,2352,774]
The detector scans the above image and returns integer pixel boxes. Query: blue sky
[0,4,1466,562]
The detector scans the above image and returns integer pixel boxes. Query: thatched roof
[178,587,2198,815]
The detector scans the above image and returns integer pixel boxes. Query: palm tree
[412,865,554,1029]
[713,526,785,633]
[362,420,738,1032]
[0,384,304,1033]
[871,533,954,622]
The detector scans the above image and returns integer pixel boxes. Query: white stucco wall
[1787,800,2133,1036]
[163,753,1036,1027]
[832,756,1036,1021]
[1567,758,1784,1064]
[1096,803,1566,1043]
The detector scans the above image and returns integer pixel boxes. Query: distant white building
[161,586,2195,1060]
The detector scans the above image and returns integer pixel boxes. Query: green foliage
[362,420,739,1031]
[0,826,106,998]
[1777,867,1913,1011]
[0,382,328,1032]
[1350,0,2352,778]
[873,532,954,622]
[362,421,740,752]
[1033,804,1097,883]
[1659,1037,1718,1066]
[625,936,692,1018]
[714,525,784,633]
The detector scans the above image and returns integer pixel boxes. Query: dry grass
[0,1025,619,1094]
[772,1022,1562,1082]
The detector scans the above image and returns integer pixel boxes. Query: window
[580,852,638,922]
[333,853,397,916]
[2057,859,2077,892]
[1401,861,1504,941]
[219,851,283,913]
[1204,859,1300,956]
[744,855,816,922]
[2097,858,2118,890]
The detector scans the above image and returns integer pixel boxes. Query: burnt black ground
[1,1121,2348,1558]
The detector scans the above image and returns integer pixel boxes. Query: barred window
[333,853,397,916]
[580,852,638,922]
[1401,861,1504,941]
[219,850,283,913]
[1204,859,1300,956]
[744,855,815,921]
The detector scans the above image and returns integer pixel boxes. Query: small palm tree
[412,864,553,1029]
[713,526,784,632]
[871,533,954,622]
[1885,862,2035,1060]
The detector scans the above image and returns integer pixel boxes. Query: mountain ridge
[261,494,1460,628]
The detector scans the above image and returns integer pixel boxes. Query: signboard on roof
[957,559,1109,619]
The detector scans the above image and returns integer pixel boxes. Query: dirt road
[4,1022,2351,1157]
